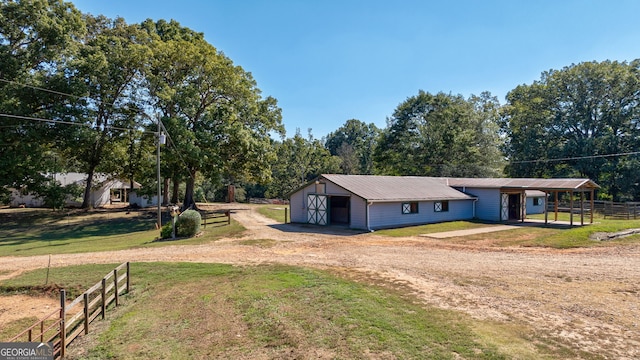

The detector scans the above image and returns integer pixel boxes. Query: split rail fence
[7,262,130,359]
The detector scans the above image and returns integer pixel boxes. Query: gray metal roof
[320,174,475,202]
[437,177,600,191]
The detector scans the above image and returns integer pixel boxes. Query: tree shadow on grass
[0,217,155,244]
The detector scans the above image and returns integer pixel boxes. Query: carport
[496,179,600,226]
[445,178,601,226]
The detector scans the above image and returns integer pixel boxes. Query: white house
[10,172,140,208]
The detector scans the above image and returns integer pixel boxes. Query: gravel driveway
[1,205,639,358]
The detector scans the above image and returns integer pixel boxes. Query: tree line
[2,1,639,208]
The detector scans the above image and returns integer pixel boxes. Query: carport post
[590,189,595,224]
[544,191,549,224]
[554,191,559,221]
[580,191,584,225]
[570,190,574,226]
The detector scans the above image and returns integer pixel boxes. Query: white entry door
[307,194,328,225]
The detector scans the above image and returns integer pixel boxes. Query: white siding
[289,181,356,226]
[289,183,315,223]
[526,196,546,215]
[349,196,367,230]
[368,199,474,230]
[459,188,501,221]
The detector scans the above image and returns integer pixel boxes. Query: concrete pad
[420,219,589,239]
[420,225,520,239]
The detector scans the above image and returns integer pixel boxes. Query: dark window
[533,197,541,206]
[434,201,449,212]
[402,202,419,214]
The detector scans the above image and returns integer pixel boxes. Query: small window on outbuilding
[434,201,449,212]
[402,202,419,214]
[533,197,542,206]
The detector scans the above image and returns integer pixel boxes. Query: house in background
[10,172,140,208]
[288,174,599,231]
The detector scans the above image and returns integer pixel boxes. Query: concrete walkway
[421,219,585,239]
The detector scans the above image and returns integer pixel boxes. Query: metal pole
[157,116,162,230]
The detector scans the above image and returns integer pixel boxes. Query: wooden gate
[307,194,328,225]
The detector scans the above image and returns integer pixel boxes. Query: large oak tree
[143,20,283,209]
[373,90,503,177]
[501,60,640,200]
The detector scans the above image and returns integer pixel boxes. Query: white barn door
[501,193,509,221]
[307,194,328,225]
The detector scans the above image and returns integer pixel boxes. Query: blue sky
[71,0,640,138]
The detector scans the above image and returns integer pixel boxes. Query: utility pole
[157,115,165,230]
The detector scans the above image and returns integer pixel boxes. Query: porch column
[544,191,549,224]
[580,191,584,225]
[554,191,559,221]
[590,189,595,224]
[570,190,574,226]
[521,190,526,223]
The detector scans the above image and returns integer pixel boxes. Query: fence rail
[8,262,130,359]
[201,210,230,228]
[548,200,640,219]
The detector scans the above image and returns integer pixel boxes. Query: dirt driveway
[1,205,640,358]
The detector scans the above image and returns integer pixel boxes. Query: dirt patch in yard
[1,205,639,358]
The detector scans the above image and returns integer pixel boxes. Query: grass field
[375,213,640,249]
[0,262,587,359]
[0,208,632,358]
[0,208,245,257]
[256,204,289,223]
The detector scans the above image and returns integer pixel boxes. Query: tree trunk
[171,179,179,204]
[81,167,95,209]
[129,179,134,205]
[182,175,196,211]
[162,177,170,205]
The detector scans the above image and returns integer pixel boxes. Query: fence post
[28,329,32,342]
[226,210,230,225]
[40,321,44,342]
[126,262,130,294]
[114,269,119,306]
[101,278,106,320]
[285,208,288,224]
[83,293,89,335]
[60,289,66,358]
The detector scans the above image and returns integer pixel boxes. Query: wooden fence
[8,262,130,359]
[201,210,231,228]
[596,201,640,219]
[549,200,640,219]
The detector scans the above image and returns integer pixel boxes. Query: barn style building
[288,174,599,231]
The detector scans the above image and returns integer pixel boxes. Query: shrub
[175,210,201,237]
[160,222,173,239]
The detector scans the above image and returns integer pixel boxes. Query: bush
[175,210,201,237]
[160,222,173,239]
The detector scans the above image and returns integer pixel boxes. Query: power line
[0,78,89,102]
[0,78,145,116]
[1,78,207,203]
[511,151,640,164]
[0,113,153,133]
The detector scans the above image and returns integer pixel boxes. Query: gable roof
[437,177,600,191]
[319,174,474,202]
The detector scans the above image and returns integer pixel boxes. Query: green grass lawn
[256,204,289,223]
[0,262,586,359]
[375,220,496,237]
[0,208,245,257]
[375,214,640,249]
